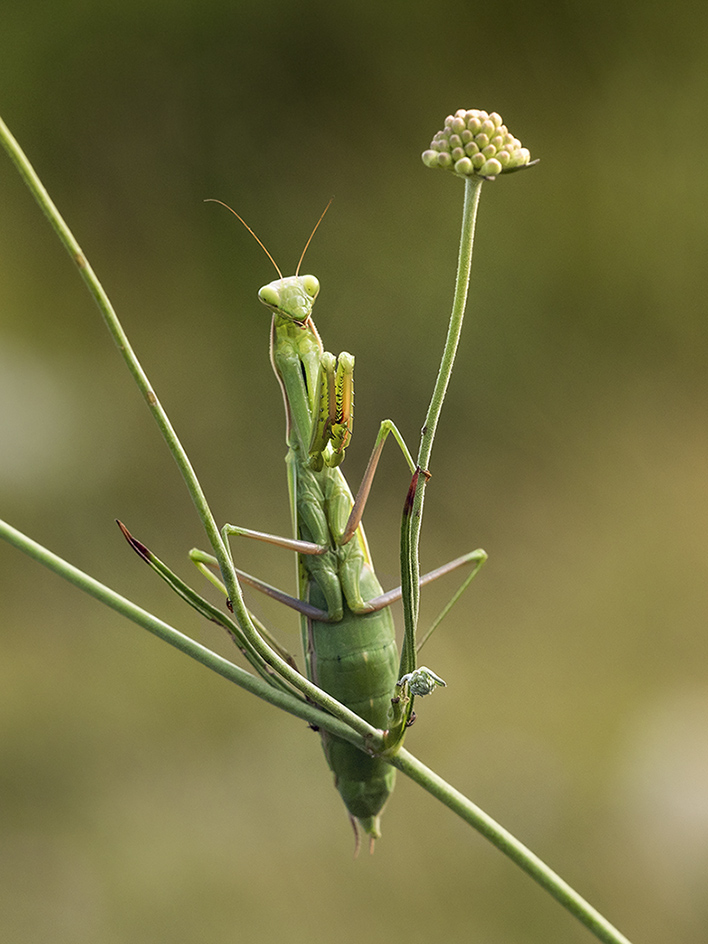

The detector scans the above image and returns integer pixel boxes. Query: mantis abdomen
[306,563,398,838]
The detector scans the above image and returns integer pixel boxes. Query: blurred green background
[2,1,708,942]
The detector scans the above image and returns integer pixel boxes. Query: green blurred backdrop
[2,1,708,942]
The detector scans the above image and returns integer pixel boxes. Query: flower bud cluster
[422,109,532,179]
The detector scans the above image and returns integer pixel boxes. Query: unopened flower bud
[422,109,536,180]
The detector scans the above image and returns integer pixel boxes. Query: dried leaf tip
[422,109,536,180]
[116,519,152,563]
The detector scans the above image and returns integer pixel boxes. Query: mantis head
[258,274,320,325]
[204,197,330,326]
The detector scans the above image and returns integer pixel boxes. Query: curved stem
[400,175,483,674]
[395,177,633,944]
[418,176,483,472]
[0,117,220,554]
[1,518,633,944]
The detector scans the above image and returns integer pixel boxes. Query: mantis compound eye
[258,283,281,309]
[301,274,320,299]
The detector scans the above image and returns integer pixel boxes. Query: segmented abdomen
[305,564,397,837]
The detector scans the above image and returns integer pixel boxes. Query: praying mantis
[181,203,487,846]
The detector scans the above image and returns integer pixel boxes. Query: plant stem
[0,517,377,746]
[0,114,385,744]
[400,175,483,673]
[0,515,633,944]
[395,174,634,944]
[0,116,229,584]
[418,175,483,472]
[391,749,633,944]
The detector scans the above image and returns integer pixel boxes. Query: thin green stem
[0,517,377,745]
[0,114,385,745]
[117,521,299,695]
[394,172,634,944]
[401,175,483,671]
[391,749,633,944]
[0,117,218,553]
[1,515,633,944]
[419,176,483,472]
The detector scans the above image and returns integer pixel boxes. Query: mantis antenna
[295,198,333,275]
[204,198,283,278]
[205,197,333,277]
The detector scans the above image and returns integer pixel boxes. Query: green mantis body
[201,207,484,845]
[214,224,486,843]
[258,273,399,841]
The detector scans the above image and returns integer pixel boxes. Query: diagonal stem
[390,748,633,944]
[0,515,634,944]
[0,114,386,744]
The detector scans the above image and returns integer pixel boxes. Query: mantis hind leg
[414,549,487,652]
[354,548,488,648]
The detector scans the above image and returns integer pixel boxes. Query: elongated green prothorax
[422,108,536,180]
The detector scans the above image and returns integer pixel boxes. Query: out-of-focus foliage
[2,2,708,942]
